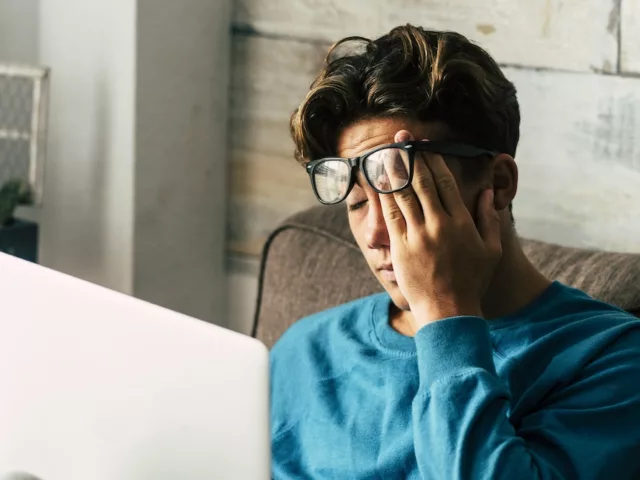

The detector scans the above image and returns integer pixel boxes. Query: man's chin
[380,279,411,311]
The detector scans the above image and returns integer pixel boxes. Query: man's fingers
[377,174,390,191]
[382,153,408,191]
[366,130,422,230]
[423,152,467,217]
[379,189,407,238]
[477,189,502,254]
[410,145,445,220]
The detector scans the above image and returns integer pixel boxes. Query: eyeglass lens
[313,160,351,203]
[312,148,411,203]
[363,148,410,193]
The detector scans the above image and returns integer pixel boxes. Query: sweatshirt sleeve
[412,316,640,480]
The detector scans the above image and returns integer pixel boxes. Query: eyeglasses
[305,140,497,205]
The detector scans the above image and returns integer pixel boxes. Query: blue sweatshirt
[270,282,640,479]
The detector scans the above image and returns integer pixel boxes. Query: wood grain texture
[508,67,640,253]
[228,36,324,255]
[621,0,640,73]
[234,0,619,73]
[229,36,640,257]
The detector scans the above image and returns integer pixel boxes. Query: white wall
[37,0,136,292]
[0,0,39,63]
[134,0,231,323]
[2,0,231,326]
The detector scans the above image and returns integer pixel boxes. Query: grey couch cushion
[253,205,640,349]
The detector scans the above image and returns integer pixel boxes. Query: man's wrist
[411,298,484,326]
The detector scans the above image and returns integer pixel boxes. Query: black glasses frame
[305,140,498,205]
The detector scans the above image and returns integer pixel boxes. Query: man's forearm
[412,317,554,480]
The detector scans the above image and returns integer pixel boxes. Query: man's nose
[365,196,390,249]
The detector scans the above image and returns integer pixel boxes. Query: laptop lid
[0,253,270,479]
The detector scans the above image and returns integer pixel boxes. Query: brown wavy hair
[290,25,520,181]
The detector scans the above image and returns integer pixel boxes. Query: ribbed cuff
[414,316,496,389]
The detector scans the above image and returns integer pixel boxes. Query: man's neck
[394,234,551,334]
[480,235,551,320]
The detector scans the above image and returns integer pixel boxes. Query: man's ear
[490,153,518,211]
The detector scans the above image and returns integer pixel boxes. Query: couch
[252,205,640,349]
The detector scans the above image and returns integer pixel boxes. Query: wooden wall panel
[621,0,640,73]
[229,36,640,257]
[234,0,619,73]
[508,68,640,253]
[228,36,324,255]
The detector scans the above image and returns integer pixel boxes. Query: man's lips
[378,265,396,282]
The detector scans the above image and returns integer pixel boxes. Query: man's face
[336,117,490,311]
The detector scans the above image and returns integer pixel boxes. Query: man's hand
[379,130,502,327]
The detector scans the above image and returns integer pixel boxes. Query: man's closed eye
[348,200,368,212]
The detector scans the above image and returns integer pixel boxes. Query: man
[270,25,640,479]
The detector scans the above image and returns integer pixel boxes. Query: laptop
[0,253,270,480]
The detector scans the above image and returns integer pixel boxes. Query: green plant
[0,179,32,227]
